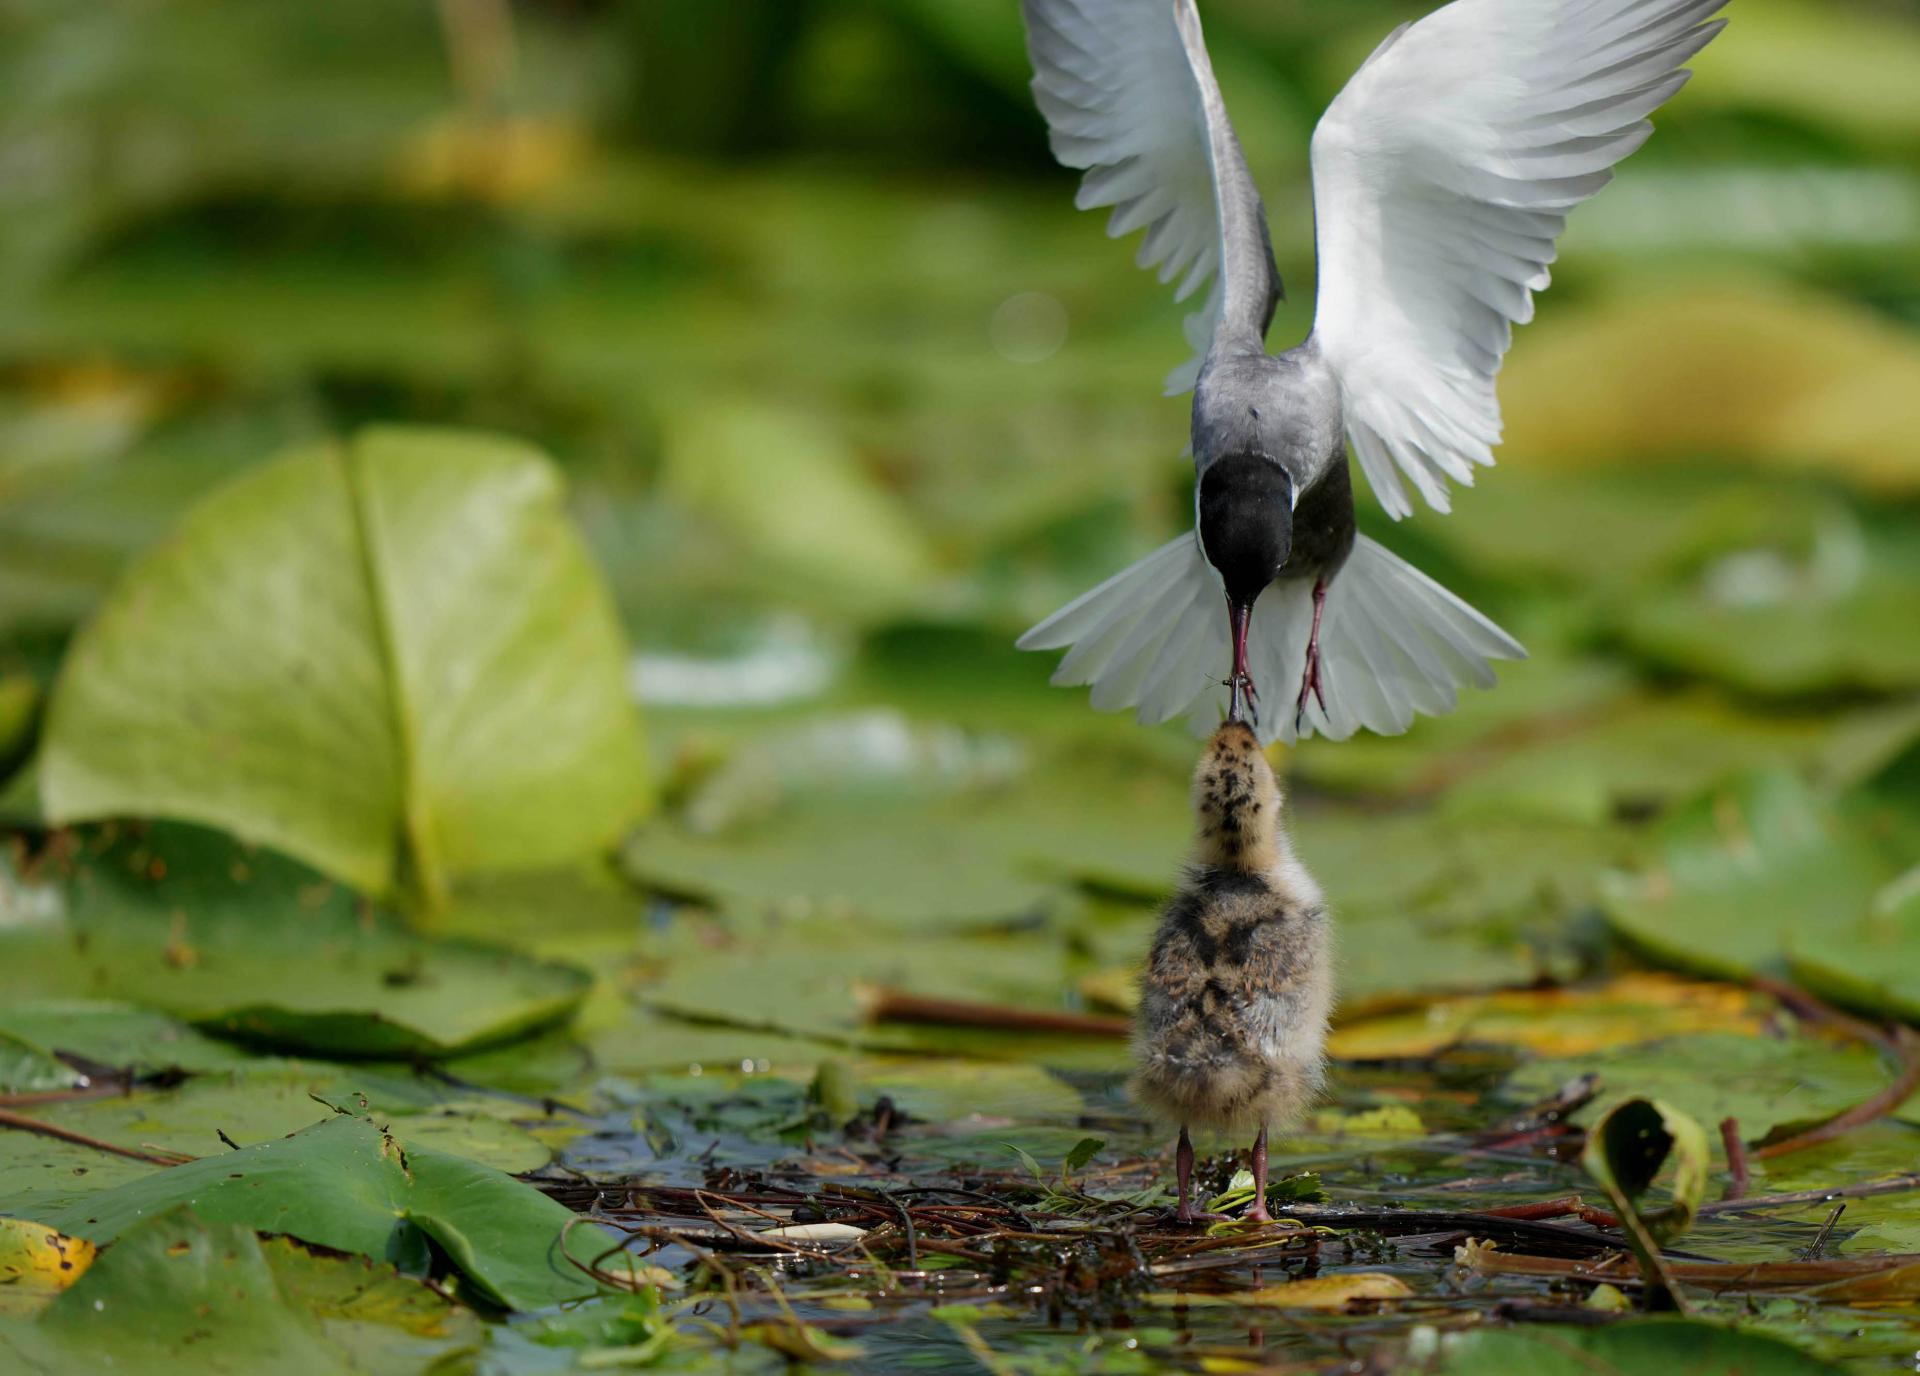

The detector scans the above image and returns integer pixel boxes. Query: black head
[1198,454,1293,608]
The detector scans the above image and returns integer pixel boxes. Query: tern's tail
[1017,532,1524,745]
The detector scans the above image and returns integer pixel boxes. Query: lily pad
[14,824,592,1060]
[0,1001,259,1079]
[1602,772,1900,983]
[1503,1031,1916,1151]
[50,1115,618,1311]
[0,1033,80,1096]
[39,424,649,904]
[1620,514,1920,696]
[261,1238,486,1375]
[16,1064,553,1169]
[1423,1317,1843,1375]
[624,714,1191,924]
[0,1207,353,1376]
[0,1220,94,1318]
[1788,871,1920,1023]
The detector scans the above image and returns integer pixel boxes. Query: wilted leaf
[40,425,648,904]
[0,1220,94,1318]
[1329,975,1769,1060]
[1149,1274,1411,1310]
[1498,285,1920,493]
[1583,1097,1710,1245]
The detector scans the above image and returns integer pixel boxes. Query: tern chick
[1131,720,1331,1223]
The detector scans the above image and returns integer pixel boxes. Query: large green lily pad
[39,424,648,904]
[1602,772,1900,983]
[1424,1317,1842,1374]
[624,713,1190,924]
[1503,1031,1917,1151]
[0,1001,261,1078]
[1620,515,1920,696]
[1788,873,1920,1022]
[51,1114,617,1311]
[0,1207,353,1376]
[7,824,592,1059]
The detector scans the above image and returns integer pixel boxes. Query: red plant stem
[1720,1117,1750,1199]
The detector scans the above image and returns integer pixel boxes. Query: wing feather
[1022,0,1280,394]
[1309,0,1726,518]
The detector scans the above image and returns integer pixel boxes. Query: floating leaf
[0,1207,353,1375]
[1603,772,1896,983]
[0,1032,80,1097]
[13,824,592,1060]
[0,1001,260,1079]
[50,1115,617,1311]
[1788,871,1920,1023]
[0,1220,94,1318]
[1504,1032,1915,1149]
[624,714,1191,924]
[5,1063,554,1179]
[662,403,935,615]
[260,1238,485,1374]
[40,425,648,905]
[1149,1274,1411,1310]
[1422,1317,1845,1374]
[1329,975,1769,1061]
[1620,515,1920,696]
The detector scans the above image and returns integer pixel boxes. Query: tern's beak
[1226,599,1253,722]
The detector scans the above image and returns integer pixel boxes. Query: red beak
[1226,599,1253,721]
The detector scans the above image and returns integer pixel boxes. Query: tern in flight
[1017,0,1725,741]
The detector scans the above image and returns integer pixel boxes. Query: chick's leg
[1173,1126,1223,1224]
[1243,1124,1273,1223]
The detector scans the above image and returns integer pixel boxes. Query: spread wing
[1309,0,1727,518]
[1023,0,1281,395]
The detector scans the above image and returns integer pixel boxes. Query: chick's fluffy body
[1130,722,1332,1136]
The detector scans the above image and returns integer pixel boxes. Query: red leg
[1174,1126,1223,1224]
[1243,1124,1273,1223]
[1293,579,1328,732]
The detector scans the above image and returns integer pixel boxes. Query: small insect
[1130,719,1332,1222]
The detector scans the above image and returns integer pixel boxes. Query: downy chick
[1131,720,1332,1223]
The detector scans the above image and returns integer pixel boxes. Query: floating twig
[0,1107,193,1165]
[853,986,1130,1037]
[1755,1026,1920,1161]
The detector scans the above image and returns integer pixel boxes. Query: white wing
[1309,0,1727,518]
[1023,0,1281,394]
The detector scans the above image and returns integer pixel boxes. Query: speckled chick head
[1190,720,1283,872]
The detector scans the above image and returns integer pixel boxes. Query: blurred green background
[4,0,1920,1053]
[4,3,1920,1368]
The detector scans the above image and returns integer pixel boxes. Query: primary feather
[1022,0,1280,393]
[1309,0,1727,517]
